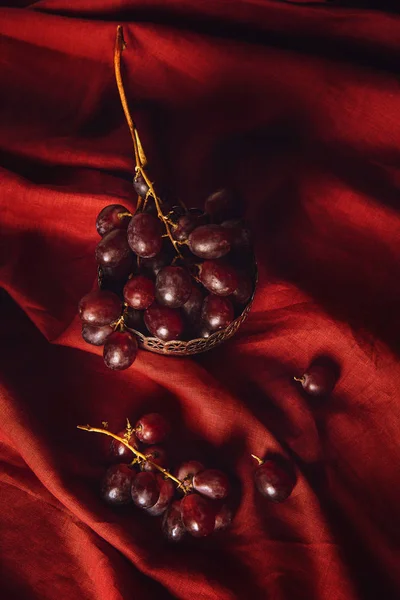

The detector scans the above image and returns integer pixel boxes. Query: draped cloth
[1,2,400,599]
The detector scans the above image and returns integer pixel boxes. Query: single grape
[133,174,150,197]
[221,219,251,249]
[182,285,204,326]
[145,475,174,516]
[254,457,296,503]
[141,446,168,472]
[181,493,216,538]
[127,213,163,258]
[156,266,192,308]
[123,275,155,310]
[204,189,233,222]
[95,229,132,268]
[175,461,204,486]
[131,471,160,508]
[101,464,134,505]
[199,260,238,296]
[79,290,121,326]
[201,295,234,331]
[81,323,113,346]
[96,204,131,237]
[135,413,170,444]
[103,331,138,370]
[188,225,231,259]
[295,364,337,397]
[214,503,233,531]
[144,303,184,340]
[232,273,253,305]
[110,428,139,464]
[162,500,186,542]
[172,214,200,242]
[192,469,230,500]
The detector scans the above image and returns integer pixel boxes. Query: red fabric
[1,2,400,599]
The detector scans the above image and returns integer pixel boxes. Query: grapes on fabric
[252,454,296,503]
[294,360,339,397]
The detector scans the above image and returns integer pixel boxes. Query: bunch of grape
[78,185,255,371]
[96,413,234,542]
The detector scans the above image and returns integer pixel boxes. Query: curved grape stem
[77,424,187,491]
[251,454,264,466]
[293,376,305,384]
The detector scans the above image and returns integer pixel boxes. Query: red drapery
[1,2,400,599]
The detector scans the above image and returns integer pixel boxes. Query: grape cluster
[84,414,234,542]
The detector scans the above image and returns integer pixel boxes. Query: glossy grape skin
[172,214,205,242]
[188,225,231,259]
[110,429,139,464]
[131,471,160,508]
[254,457,296,503]
[298,365,337,397]
[232,273,253,305]
[96,204,131,237]
[192,469,230,500]
[79,290,121,326]
[81,323,113,346]
[135,413,170,444]
[103,331,138,370]
[100,255,133,284]
[222,219,251,250]
[204,189,233,222]
[127,213,163,258]
[144,303,184,341]
[199,260,238,296]
[101,464,134,506]
[175,461,204,486]
[182,285,204,326]
[146,476,174,516]
[214,503,233,531]
[123,276,155,310]
[201,295,234,331]
[181,493,216,538]
[162,500,186,542]
[133,174,150,197]
[156,266,192,308]
[141,446,168,472]
[95,229,132,268]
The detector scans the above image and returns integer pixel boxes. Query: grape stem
[251,454,264,466]
[77,424,187,491]
[293,376,305,384]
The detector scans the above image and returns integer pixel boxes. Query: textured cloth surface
[1,2,400,599]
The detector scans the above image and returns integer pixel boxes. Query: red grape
[146,475,174,516]
[175,461,204,486]
[192,469,230,500]
[127,213,163,258]
[182,285,204,326]
[162,500,186,542]
[144,303,183,340]
[172,214,202,242]
[141,446,168,472]
[81,323,113,346]
[188,225,231,259]
[101,464,134,505]
[96,204,131,237]
[214,503,233,531]
[201,295,234,331]
[131,471,160,508]
[297,364,337,397]
[222,219,251,249]
[156,266,192,308]
[123,275,155,310]
[110,429,139,463]
[199,260,238,296]
[95,229,132,268]
[254,457,296,503]
[79,290,121,326]
[135,413,170,444]
[181,493,216,538]
[133,174,150,197]
[100,255,133,283]
[103,331,138,370]
[232,273,253,305]
[204,189,233,222]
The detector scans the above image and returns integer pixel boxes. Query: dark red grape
[127,213,163,258]
[199,260,238,296]
[162,500,186,542]
[188,225,231,259]
[182,286,204,326]
[296,364,337,397]
[101,464,134,506]
[95,229,132,268]
[131,471,160,508]
[156,266,192,308]
[135,413,170,444]
[100,255,133,283]
[79,290,121,326]
[175,461,204,486]
[110,429,139,464]
[204,189,233,222]
[141,446,168,472]
[181,493,216,538]
[201,295,234,331]
[222,219,251,249]
[96,204,131,237]
[214,503,233,531]
[172,214,203,242]
[144,303,184,340]
[133,174,150,197]
[192,469,230,500]
[254,457,296,503]
[103,331,138,370]
[81,323,113,346]
[146,475,174,516]
[232,273,253,305]
[123,275,155,310]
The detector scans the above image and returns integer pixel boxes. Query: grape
[110,429,139,464]
[123,275,155,310]
[140,243,174,276]
[95,229,132,268]
[181,493,216,538]
[127,213,163,258]
[100,255,133,283]
[222,219,251,249]
[204,189,233,222]
[162,500,186,542]
[103,331,138,370]
[201,295,234,331]
[124,307,146,333]
[172,214,202,242]
[81,323,113,346]
[199,260,238,296]
[188,225,231,259]
[254,457,296,503]
[175,461,204,486]
[131,471,160,508]
[296,364,337,397]
[96,204,131,237]
[101,464,134,506]
[156,266,192,308]
[141,446,168,472]
[182,285,204,326]
[144,303,184,340]
[192,469,230,500]
[146,475,174,516]
[135,413,170,444]
[214,503,233,531]
[133,174,150,197]
[79,290,121,326]
[232,273,253,305]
